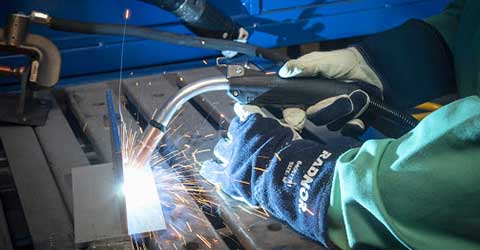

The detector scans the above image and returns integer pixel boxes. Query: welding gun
[133,65,418,167]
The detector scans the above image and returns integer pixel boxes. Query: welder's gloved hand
[278,47,383,136]
[278,47,382,88]
[233,103,303,139]
[277,20,456,136]
[200,113,350,247]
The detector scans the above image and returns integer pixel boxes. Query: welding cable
[46,17,289,63]
[368,100,419,137]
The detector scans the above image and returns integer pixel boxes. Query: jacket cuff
[354,19,456,109]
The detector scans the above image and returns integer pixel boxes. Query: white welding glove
[278,47,382,88]
[278,47,383,135]
[233,103,302,141]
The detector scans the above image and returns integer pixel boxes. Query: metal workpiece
[72,163,129,245]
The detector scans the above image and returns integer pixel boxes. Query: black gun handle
[228,74,360,109]
[228,74,417,138]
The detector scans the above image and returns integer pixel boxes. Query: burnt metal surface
[122,70,324,250]
[0,126,74,250]
[66,83,227,250]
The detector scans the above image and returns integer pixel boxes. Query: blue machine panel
[0,0,452,85]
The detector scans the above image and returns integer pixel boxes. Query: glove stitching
[350,89,371,119]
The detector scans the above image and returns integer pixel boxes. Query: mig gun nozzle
[132,76,230,167]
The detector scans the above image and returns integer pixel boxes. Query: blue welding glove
[200,112,353,247]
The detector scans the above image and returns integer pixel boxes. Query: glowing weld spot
[122,165,166,234]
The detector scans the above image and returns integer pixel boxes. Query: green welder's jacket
[327,1,480,249]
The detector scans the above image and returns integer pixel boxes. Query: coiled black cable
[368,99,419,137]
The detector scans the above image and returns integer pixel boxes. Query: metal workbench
[0,62,361,249]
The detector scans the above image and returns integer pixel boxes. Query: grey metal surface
[72,163,128,244]
[0,126,74,250]
[34,91,90,217]
[0,199,13,250]
[214,193,323,250]
[67,82,227,250]
[86,241,133,250]
[122,69,324,250]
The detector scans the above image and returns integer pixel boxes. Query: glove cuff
[354,19,456,109]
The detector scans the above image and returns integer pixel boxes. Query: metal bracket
[226,64,265,79]
[0,64,51,126]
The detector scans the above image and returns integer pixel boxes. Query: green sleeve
[329,96,480,249]
[425,0,465,51]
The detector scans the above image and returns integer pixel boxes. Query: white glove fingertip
[234,103,266,121]
[278,61,303,78]
[282,108,306,131]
